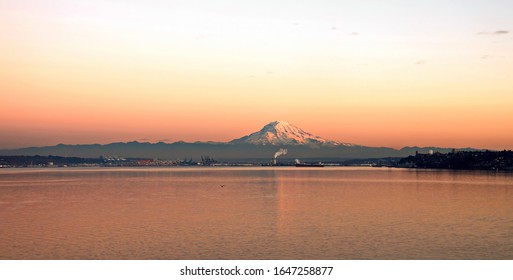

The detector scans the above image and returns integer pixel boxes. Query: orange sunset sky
[1,1,512,149]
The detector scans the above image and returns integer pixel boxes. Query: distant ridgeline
[398,150,513,171]
[0,155,101,167]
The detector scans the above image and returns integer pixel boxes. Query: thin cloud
[478,30,509,35]
[481,55,504,60]
[414,60,426,65]
[349,32,360,36]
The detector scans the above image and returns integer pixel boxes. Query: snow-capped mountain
[230,120,354,146]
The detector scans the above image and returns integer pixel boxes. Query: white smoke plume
[274,148,288,158]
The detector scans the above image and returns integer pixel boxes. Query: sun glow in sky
[1,0,513,149]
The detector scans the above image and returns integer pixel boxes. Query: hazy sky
[1,0,512,149]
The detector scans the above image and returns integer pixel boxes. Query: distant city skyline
[1,1,513,150]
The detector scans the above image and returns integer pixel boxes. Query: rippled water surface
[1,167,512,259]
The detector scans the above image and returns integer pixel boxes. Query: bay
[0,167,512,259]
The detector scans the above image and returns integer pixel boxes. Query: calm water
[0,167,512,259]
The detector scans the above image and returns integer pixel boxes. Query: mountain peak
[230,121,353,146]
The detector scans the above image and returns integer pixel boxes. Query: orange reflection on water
[0,167,512,259]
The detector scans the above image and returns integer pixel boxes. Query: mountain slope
[0,121,481,160]
[230,120,353,146]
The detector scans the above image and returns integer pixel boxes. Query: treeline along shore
[398,150,513,171]
[1,150,513,170]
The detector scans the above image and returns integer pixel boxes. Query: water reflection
[0,167,512,259]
